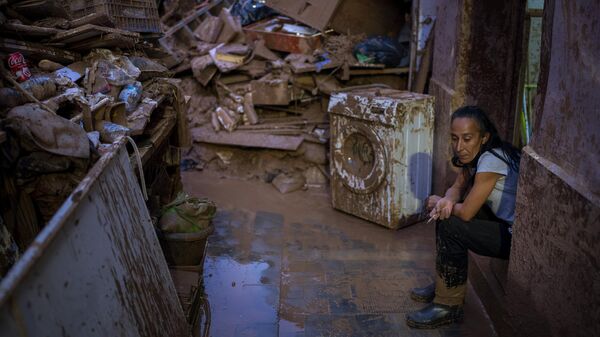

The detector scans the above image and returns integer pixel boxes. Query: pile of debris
[0,1,189,276]
[161,0,413,192]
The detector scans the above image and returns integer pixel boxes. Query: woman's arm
[429,172,468,219]
[452,172,502,221]
[444,172,467,203]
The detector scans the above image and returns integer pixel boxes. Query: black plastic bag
[354,36,409,67]
[230,0,277,26]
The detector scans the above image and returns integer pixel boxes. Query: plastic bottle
[118,81,143,112]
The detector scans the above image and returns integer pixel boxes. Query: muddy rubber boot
[410,282,435,303]
[406,276,466,329]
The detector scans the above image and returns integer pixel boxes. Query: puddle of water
[199,256,279,337]
[278,318,304,337]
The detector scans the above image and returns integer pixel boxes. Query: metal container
[329,89,435,229]
[0,140,188,337]
[244,16,322,54]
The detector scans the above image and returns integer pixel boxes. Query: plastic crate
[67,0,161,33]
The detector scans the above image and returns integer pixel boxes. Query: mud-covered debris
[194,15,223,43]
[304,166,328,187]
[272,172,306,194]
[5,103,89,158]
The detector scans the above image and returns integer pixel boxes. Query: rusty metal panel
[329,89,435,229]
[0,140,189,337]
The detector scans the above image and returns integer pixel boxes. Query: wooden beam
[0,38,80,64]
[191,126,304,151]
[349,67,409,76]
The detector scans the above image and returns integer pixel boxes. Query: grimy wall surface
[506,1,600,336]
[429,0,468,195]
[429,0,523,195]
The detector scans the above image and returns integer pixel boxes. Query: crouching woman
[406,106,521,329]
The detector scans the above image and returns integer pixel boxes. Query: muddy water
[184,171,497,337]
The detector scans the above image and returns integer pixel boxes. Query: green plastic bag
[159,193,216,233]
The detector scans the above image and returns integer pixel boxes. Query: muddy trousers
[435,212,512,293]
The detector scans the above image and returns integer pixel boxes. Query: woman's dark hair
[450,106,521,174]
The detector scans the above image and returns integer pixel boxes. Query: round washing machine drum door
[333,123,387,194]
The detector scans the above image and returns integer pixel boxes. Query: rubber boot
[410,282,435,303]
[406,276,466,329]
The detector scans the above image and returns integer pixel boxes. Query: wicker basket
[66,0,161,33]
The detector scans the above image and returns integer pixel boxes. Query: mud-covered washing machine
[328,89,434,229]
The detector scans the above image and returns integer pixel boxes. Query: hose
[125,136,148,201]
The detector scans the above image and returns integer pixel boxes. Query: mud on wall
[430,0,525,194]
[429,0,470,195]
[464,0,524,141]
[506,1,600,336]
[529,0,600,195]
[507,148,600,337]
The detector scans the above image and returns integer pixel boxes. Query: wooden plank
[349,67,409,76]
[68,33,137,51]
[50,24,139,45]
[349,62,386,69]
[191,127,304,150]
[1,23,63,37]
[70,13,114,28]
[236,119,323,130]
[0,38,80,64]
[289,60,342,74]
[414,27,434,94]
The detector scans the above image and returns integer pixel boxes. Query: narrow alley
[0,1,598,337]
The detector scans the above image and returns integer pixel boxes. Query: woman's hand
[425,195,442,211]
[430,197,455,220]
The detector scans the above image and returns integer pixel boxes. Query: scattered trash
[5,104,90,158]
[38,59,64,72]
[304,166,328,187]
[0,75,57,110]
[272,172,306,194]
[0,1,193,279]
[95,120,130,143]
[215,151,234,166]
[8,52,32,82]
[159,193,216,233]
[118,81,143,112]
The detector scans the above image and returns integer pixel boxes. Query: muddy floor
[183,170,497,337]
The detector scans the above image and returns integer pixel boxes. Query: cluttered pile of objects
[162,0,416,193]
[0,0,192,278]
[0,0,423,272]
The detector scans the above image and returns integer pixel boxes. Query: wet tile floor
[183,171,497,337]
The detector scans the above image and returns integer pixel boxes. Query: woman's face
[451,117,489,164]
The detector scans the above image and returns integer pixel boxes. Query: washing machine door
[333,122,387,194]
